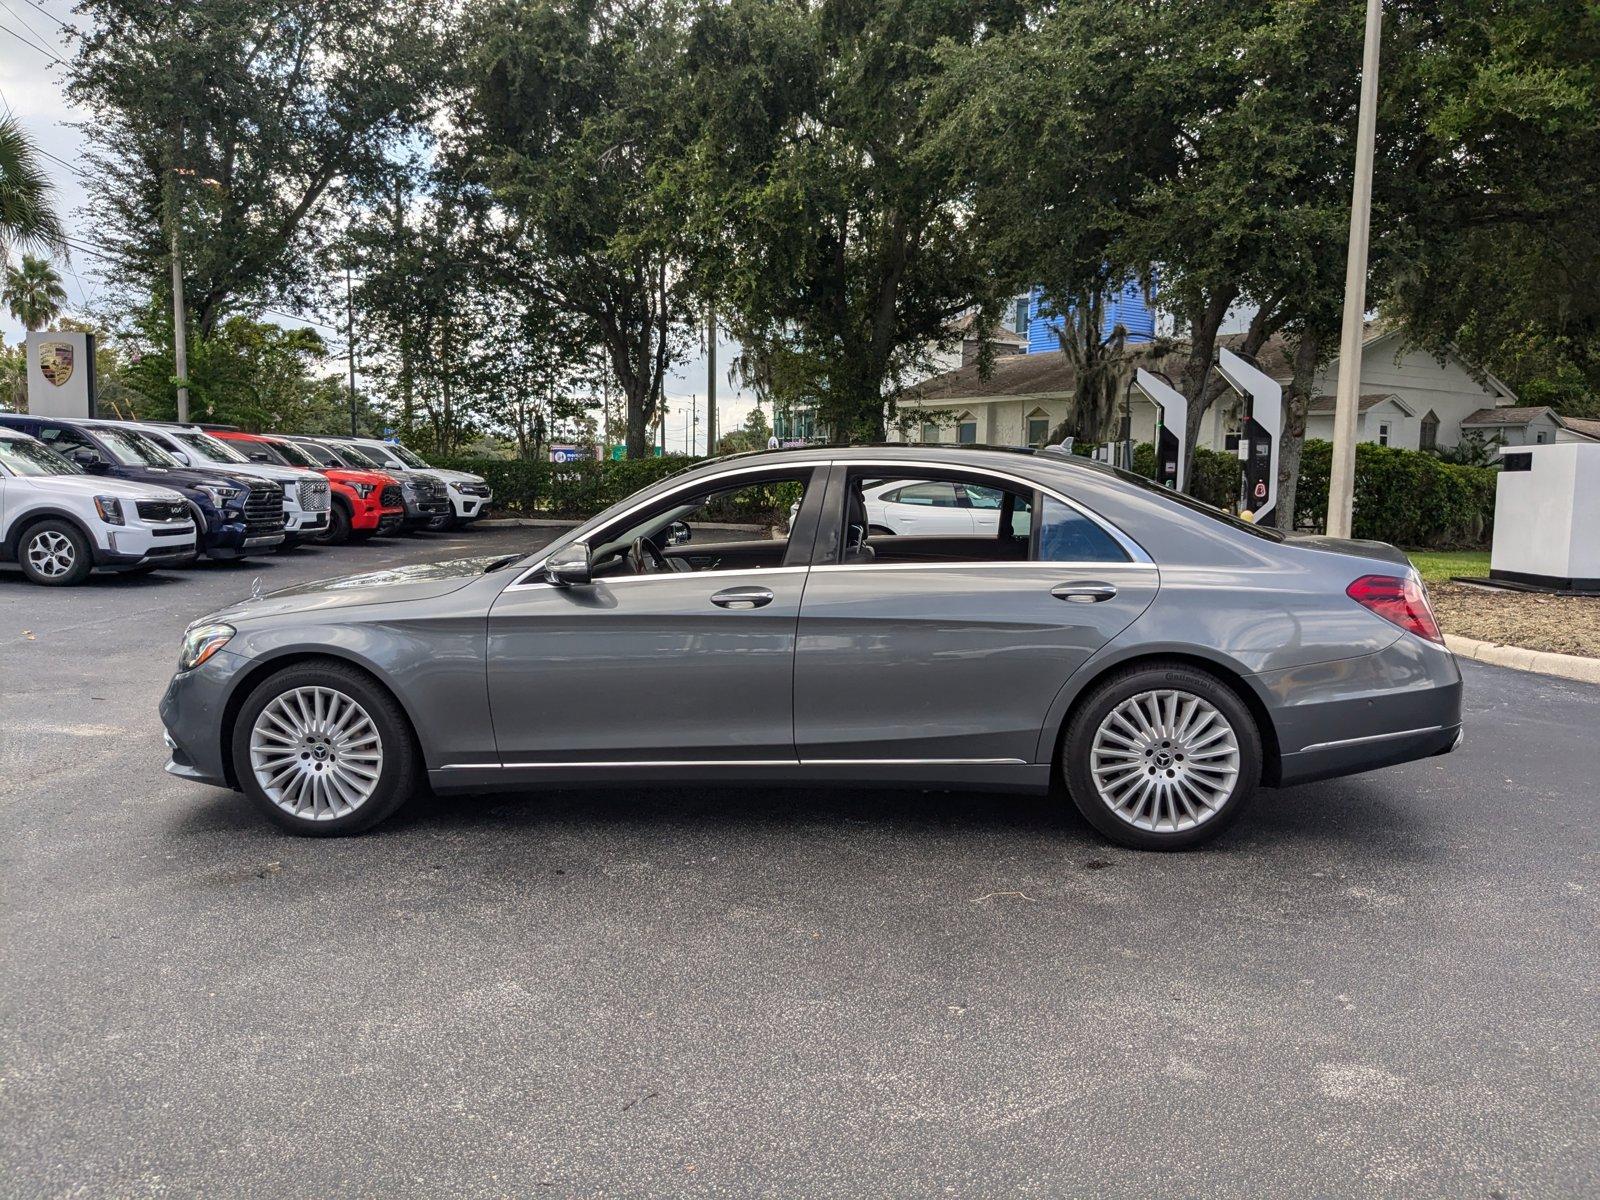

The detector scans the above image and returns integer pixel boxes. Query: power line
[0,0,60,49]
[22,0,78,39]
[0,16,67,66]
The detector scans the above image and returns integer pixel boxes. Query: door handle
[1051,581,1118,603]
[710,586,775,610]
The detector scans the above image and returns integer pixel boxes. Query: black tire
[313,501,352,546]
[868,524,895,537]
[231,660,419,836]
[17,518,94,586]
[1060,662,1261,851]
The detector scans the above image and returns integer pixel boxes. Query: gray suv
[160,446,1462,849]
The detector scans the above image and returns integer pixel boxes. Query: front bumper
[285,508,329,535]
[448,487,492,520]
[203,515,287,558]
[160,648,251,790]
[92,522,197,568]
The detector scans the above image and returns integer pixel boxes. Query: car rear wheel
[232,662,418,835]
[1061,663,1261,850]
[19,519,93,586]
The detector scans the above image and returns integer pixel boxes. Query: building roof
[1559,415,1600,441]
[1307,393,1400,415]
[1460,406,1557,427]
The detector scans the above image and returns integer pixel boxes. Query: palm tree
[4,255,67,331]
[0,114,66,265]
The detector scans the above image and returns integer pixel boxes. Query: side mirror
[70,448,107,473]
[248,452,271,463]
[171,450,191,466]
[665,520,692,546]
[545,541,593,587]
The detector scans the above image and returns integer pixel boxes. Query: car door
[793,465,1159,764]
[484,465,825,766]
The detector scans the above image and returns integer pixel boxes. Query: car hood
[426,467,485,485]
[189,461,316,486]
[208,553,520,623]
[122,464,264,492]
[19,474,189,502]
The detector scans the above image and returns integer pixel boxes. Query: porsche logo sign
[38,342,74,387]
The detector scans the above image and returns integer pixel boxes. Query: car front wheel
[19,519,93,586]
[1061,663,1261,850]
[232,662,418,835]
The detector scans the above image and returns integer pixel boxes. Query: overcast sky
[0,10,760,453]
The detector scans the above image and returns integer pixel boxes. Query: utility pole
[165,120,190,424]
[1327,0,1383,539]
[705,302,717,455]
[345,266,359,436]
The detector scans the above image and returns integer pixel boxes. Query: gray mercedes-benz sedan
[160,445,1462,849]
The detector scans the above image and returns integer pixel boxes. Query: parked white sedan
[791,479,1031,536]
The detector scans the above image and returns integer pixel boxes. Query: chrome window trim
[810,560,1155,575]
[505,454,1151,589]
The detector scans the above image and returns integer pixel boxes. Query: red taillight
[1346,574,1443,644]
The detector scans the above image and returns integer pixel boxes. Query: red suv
[214,432,404,545]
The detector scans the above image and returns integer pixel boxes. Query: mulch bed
[1430,582,1600,658]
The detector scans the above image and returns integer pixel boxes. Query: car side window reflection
[1038,496,1128,562]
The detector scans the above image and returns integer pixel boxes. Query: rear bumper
[1257,636,1464,787]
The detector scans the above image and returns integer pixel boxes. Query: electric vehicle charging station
[1134,368,1189,491]
[1217,348,1281,527]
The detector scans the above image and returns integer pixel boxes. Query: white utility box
[1489,442,1599,593]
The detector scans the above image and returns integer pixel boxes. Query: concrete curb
[1444,633,1600,685]
[477,518,582,529]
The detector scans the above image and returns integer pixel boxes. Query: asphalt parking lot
[2,526,1597,1198]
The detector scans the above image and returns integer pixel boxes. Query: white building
[892,324,1568,454]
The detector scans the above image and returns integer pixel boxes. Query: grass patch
[1404,549,1490,583]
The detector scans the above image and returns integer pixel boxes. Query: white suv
[342,437,492,530]
[0,427,197,585]
[123,422,333,545]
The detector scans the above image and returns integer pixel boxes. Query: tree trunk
[1176,286,1238,487]
[1276,328,1324,533]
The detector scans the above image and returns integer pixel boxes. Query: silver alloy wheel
[1089,689,1241,833]
[26,530,76,578]
[248,685,384,821]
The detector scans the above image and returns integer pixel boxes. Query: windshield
[173,429,249,464]
[1079,458,1286,542]
[391,444,430,469]
[292,441,339,467]
[261,438,314,468]
[331,442,382,469]
[0,435,81,477]
[97,427,184,468]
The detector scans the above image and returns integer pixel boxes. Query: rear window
[1077,459,1286,542]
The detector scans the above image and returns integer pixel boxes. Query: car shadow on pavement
[168,775,1431,863]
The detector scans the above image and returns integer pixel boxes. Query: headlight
[448,480,464,492]
[351,481,375,499]
[93,495,125,525]
[178,622,235,671]
[197,484,245,506]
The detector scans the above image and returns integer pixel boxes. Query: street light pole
[165,120,190,425]
[1326,0,1384,539]
[705,302,717,455]
[346,265,358,436]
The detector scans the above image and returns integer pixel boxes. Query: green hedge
[1294,440,1495,548]
[1129,442,1242,509]
[433,455,694,517]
